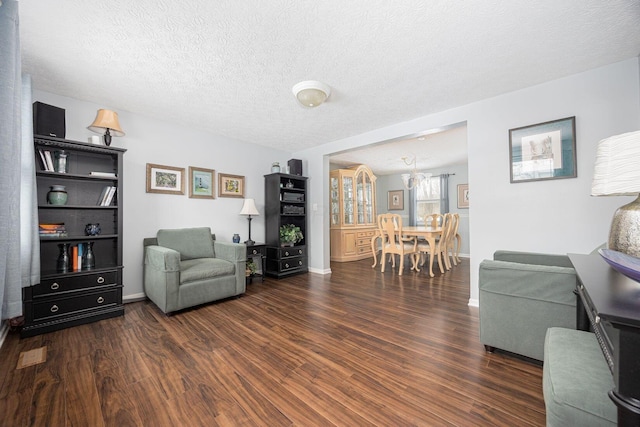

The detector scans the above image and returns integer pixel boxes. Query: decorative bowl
[598,248,640,283]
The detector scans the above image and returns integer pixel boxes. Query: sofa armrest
[144,245,180,271]
[493,250,573,268]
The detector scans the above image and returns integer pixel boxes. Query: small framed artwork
[509,116,577,183]
[457,184,469,208]
[388,190,404,210]
[218,173,245,198]
[189,167,215,199]
[146,163,185,195]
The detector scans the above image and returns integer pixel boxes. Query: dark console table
[570,253,640,426]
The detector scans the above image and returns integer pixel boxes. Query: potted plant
[279,224,303,247]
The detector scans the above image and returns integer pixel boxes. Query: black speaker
[288,159,302,176]
[33,102,66,138]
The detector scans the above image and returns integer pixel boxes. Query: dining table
[371,226,443,277]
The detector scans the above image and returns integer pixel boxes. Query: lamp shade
[591,130,640,196]
[88,109,125,137]
[239,198,260,216]
[292,81,331,107]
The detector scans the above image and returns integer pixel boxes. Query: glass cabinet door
[364,173,374,224]
[343,176,354,225]
[356,178,364,224]
[330,177,339,226]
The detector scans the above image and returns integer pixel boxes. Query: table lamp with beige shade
[591,130,640,257]
[88,109,125,146]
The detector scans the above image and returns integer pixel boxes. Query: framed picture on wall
[146,163,185,195]
[509,116,577,183]
[218,173,245,198]
[457,184,469,208]
[189,167,215,199]
[388,190,404,210]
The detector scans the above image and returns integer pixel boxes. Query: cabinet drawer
[357,238,372,247]
[357,246,372,255]
[280,257,307,271]
[357,230,376,238]
[279,246,305,258]
[247,246,266,257]
[34,271,117,297]
[32,287,120,321]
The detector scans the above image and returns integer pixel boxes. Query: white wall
[295,58,640,305]
[376,162,471,256]
[33,90,291,299]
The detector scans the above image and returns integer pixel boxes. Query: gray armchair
[479,250,576,361]
[143,227,246,314]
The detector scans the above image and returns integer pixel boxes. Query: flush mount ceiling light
[292,80,331,108]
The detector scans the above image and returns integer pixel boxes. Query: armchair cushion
[157,227,214,260]
[180,258,235,284]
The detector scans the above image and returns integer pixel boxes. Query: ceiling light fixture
[401,155,431,190]
[292,80,331,108]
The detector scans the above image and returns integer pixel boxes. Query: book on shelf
[97,186,116,206]
[97,186,110,206]
[103,186,116,206]
[90,171,117,178]
[72,245,78,270]
[40,232,68,239]
[43,150,54,172]
[37,149,51,171]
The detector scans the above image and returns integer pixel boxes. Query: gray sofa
[478,250,577,361]
[143,227,246,314]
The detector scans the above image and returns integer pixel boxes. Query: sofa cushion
[157,227,215,261]
[179,258,235,284]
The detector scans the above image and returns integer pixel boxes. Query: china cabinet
[22,135,125,337]
[330,164,377,262]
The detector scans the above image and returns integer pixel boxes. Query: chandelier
[401,156,431,190]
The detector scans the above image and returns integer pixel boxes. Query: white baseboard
[0,321,9,351]
[468,298,479,307]
[123,293,147,303]
[308,267,332,275]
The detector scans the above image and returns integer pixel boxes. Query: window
[415,176,441,225]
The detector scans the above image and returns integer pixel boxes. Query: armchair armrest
[214,241,246,295]
[493,250,573,268]
[144,245,180,271]
[214,241,245,262]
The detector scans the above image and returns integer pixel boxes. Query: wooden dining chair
[415,213,452,274]
[451,213,462,264]
[423,213,443,228]
[445,213,459,267]
[377,213,418,276]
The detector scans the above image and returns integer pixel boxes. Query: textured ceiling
[19,1,640,153]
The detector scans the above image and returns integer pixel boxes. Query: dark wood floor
[0,258,545,426]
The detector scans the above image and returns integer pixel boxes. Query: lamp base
[244,239,255,246]
[103,128,112,146]
[608,194,640,257]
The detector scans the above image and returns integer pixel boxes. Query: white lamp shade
[239,198,260,216]
[292,81,331,107]
[591,130,640,196]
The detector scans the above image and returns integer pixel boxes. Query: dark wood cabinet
[21,135,126,337]
[264,173,308,278]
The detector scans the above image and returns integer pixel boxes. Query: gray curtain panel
[21,74,40,290]
[0,0,33,320]
[440,174,449,214]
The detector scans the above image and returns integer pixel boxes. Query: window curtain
[440,174,450,214]
[0,0,39,322]
[408,188,416,225]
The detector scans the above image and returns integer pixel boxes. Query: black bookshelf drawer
[279,257,307,271]
[34,270,117,296]
[277,246,305,258]
[32,287,120,321]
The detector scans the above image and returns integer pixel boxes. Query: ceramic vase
[47,185,68,205]
[85,223,101,236]
[233,234,241,243]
